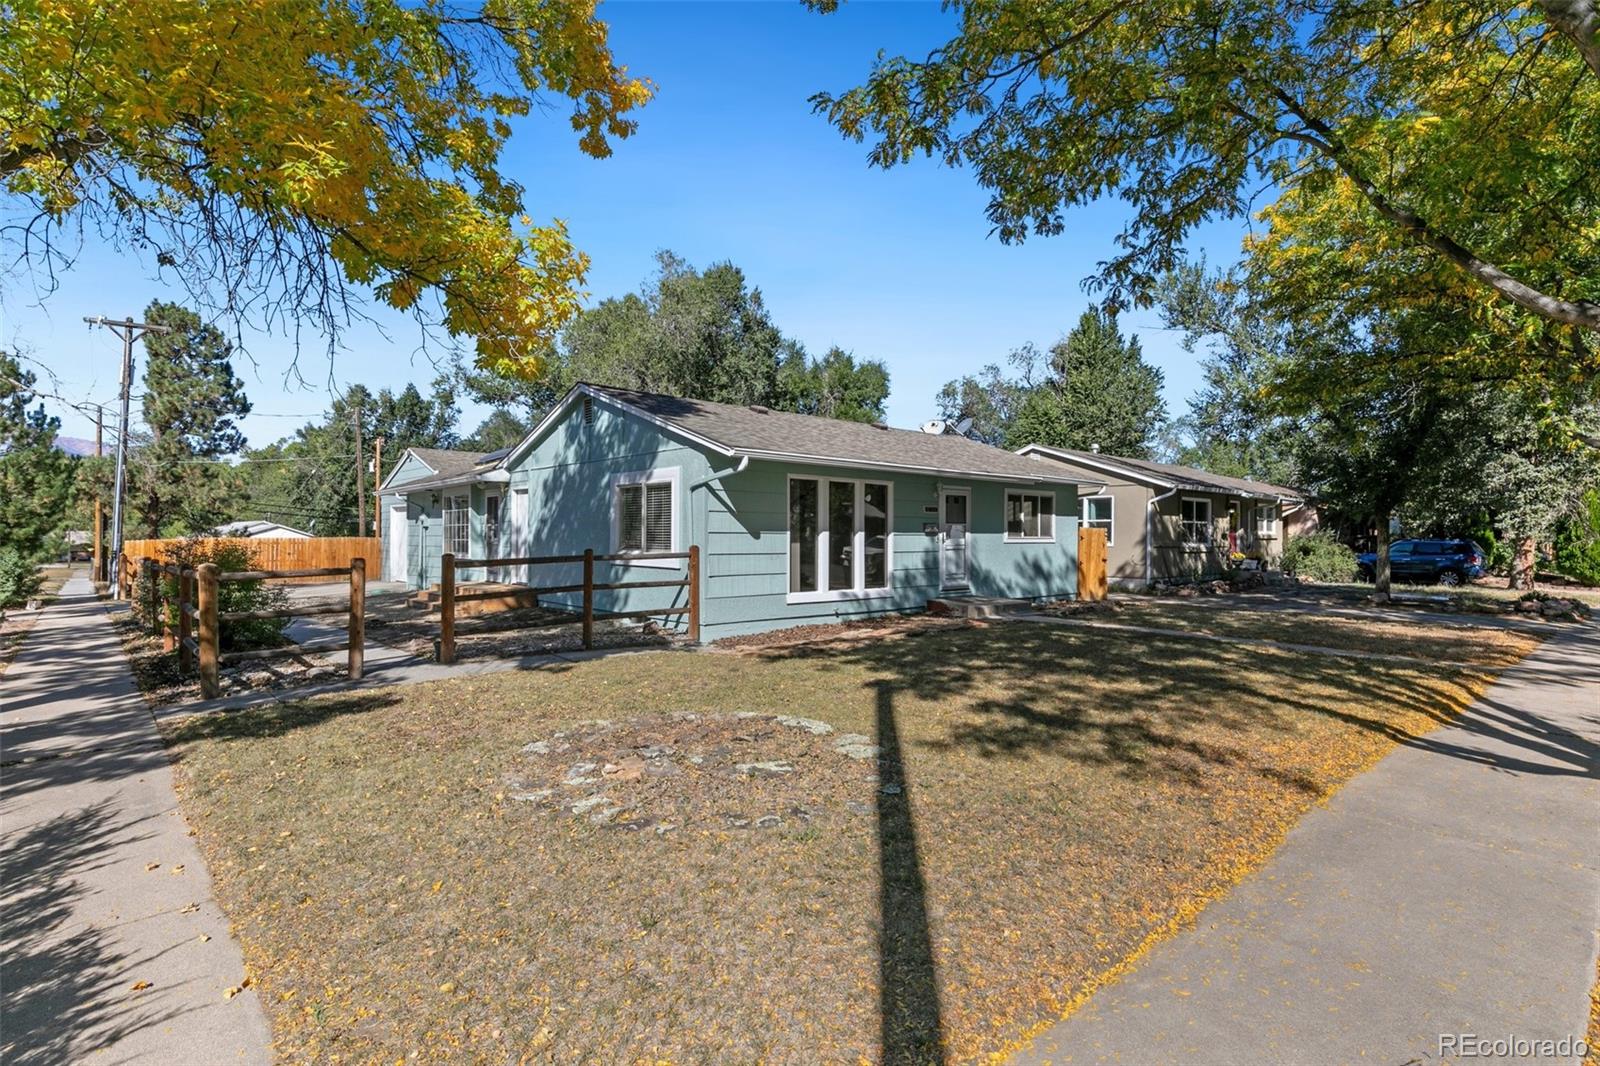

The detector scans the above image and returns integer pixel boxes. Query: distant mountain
[55,436,100,457]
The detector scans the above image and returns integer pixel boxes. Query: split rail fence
[437,546,699,663]
[140,556,367,699]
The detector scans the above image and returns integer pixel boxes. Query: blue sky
[6,1,1249,449]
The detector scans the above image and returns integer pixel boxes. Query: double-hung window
[1080,495,1113,545]
[612,468,677,560]
[788,476,891,600]
[1181,498,1212,547]
[1255,503,1278,538]
[1005,490,1055,542]
[443,494,470,558]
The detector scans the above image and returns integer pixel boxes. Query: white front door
[940,489,970,589]
[509,488,530,583]
[388,503,409,583]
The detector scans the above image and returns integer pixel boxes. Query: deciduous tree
[2,0,652,378]
[813,0,1600,381]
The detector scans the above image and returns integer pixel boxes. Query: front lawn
[1050,599,1544,664]
[162,616,1537,1062]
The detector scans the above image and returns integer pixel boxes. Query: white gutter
[1146,485,1180,584]
[732,448,1091,487]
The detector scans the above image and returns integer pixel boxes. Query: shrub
[0,548,41,609]
[1553,490,1600,587]
[130,537,289,650]
[1280,532,1359,583]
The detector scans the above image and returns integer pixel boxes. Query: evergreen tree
[463,408,532,451]
[778,345,890,423]
[0,352,77,559]
[1002,309,1166,456]
[131,301,251,536]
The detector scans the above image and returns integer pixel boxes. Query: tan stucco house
[1017,445,1307,587]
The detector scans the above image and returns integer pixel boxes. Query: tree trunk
[1508,536,1537,590]
[1374,516,1392,601]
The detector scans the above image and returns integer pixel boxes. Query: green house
[378,384,1097,641]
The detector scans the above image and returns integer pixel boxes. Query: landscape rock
[602,757,647,782]
[833,734,880,761]
[735,760,795,777]
[775,715,834,736]
[509,789,554,804]
[521,740,553,755]
[754,814,783,829]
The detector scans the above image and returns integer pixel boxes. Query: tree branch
[1263,84,1600,331]
[1537,0,1600,78]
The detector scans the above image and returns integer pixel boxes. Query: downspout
[1146,486,1179,586]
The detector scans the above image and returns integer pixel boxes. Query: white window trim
[1080,493,1114,546]
[1255,502,1278,538]
[609,466,681,568]
[443,493,471,558]
[1003,489,1057,543]
[786,474,895,604]
[1180,496,1213,550]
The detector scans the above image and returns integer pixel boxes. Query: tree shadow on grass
[874,680,945,1065]
[161,691,404,752]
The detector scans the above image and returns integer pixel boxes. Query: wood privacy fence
[120,537,381,595]
[142,556,367,699]
[437,547,700,663]
[1077,526,1108,602]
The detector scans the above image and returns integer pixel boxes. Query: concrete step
[926,595,1035,620]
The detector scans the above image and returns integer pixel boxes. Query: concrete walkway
[1,576,272,1064]
[1015,625,1600,1065]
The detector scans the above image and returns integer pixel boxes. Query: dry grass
[1050,599,1541,666]
[161,616,1541,1063]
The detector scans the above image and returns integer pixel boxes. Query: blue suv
[1356,539,1487,587]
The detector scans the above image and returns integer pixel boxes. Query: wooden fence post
[439,553,456,664]
[160,566,176,651]
[687,545,701,644]
[178,569,194,674]
[143,557,159,633]
[581,549,595,650]
[348,557,365,680]
[197,563,220,699]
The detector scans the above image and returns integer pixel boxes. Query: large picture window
[789,476,892,600]
[443,494,470,558]
[1005,490,1055,542]
[1181,497,1212,547]
[612,467,679,561]
[1081,495,1113,545]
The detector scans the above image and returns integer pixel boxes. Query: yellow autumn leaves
[0,0,655,379]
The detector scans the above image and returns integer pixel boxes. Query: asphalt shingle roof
[389,446,494,492]
[1027,446,1304,500]
[588,385,1089,484]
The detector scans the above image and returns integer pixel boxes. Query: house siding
[393,396,1081,639]
[699,462,1077,639]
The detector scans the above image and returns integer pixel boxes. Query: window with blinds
[616,479,674,553]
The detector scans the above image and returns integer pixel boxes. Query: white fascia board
[1016,444,1175,489]
[377,447,440,492]
[733,448,1097,487]
[501,383,738,470]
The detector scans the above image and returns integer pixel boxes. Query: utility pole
[85,315,174,597]
[372,436,384,539]
[93,405,104,583]
[353,403,365,537]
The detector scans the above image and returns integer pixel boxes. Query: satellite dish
[953,416,975,437]
[920,419,948,435]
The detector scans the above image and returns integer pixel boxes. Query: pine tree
[131,301,251,536]
[0,352,77,559]
[1002,309,1167,456]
